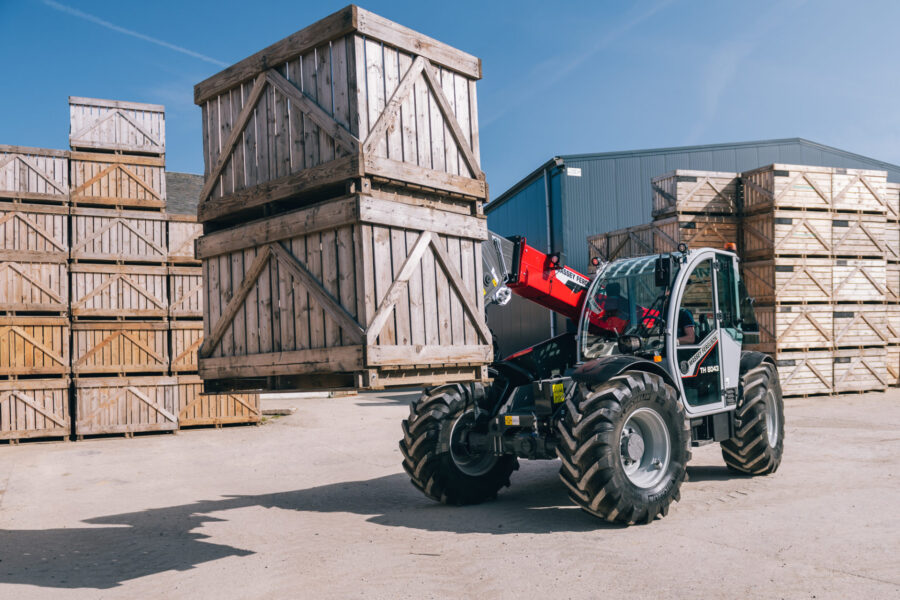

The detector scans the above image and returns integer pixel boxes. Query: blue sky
[1,0,899,196]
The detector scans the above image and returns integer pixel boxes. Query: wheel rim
[764,389,779,448]
[620,407,671,489]
[449,410,497,476]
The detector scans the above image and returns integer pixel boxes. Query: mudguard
[739,350,775,375]
[572,354,678,390]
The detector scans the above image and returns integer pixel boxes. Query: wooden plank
[71,207,167,262]
[0,261,68,313]
[69,97,165,155]
[199,346,364,379]
[367,344,491,366]
[176,375,260,427]
[75,376,177,436]
[0,379,70,441]
[0,317,69,376]
[71,321,168,375]
[429,235,491,344]
[0,203,69,261]
[70,264,168,318]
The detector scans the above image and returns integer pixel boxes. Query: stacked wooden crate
[886,182,900,386]
[0,145,72,442]
[193,6,492,393]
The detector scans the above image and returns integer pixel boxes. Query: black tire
[399,384,517,505]
[721,354,784,475]
[557,371,691,524]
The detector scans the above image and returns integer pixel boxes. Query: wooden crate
[888,262,900,303]
[831,213,886,258]
[196,193,491,391]
[741,257,833,304]
[776,351,833,397]
[176,375,260,427]
[832,304,888,348]
[652,214,738,254]
[0,379,70,441]
[606,223,654,261]
[746,304,833,353]
[831,168,888,214]
[651,170,738,217]
[833,348,887,393]
[169,267,203,319]
[72,322,168,375]
[832,259,886,303]
[0,261,68,314]
[741,164,833,215]
[741,210,832,260]
[0,316,69,376]
[887,345,900,386]
[168,215,202,264]
[586,232,606,272]
[0,145,69,203]
[170,321,203,373]
[194,5,485,225]
[70,207,167,263]
[0,203,68,262]
[70,264,168,318]
[883,220,899,262]
[885,182,900,220]
[74,376,177,437]
[69,97,165,155]
[69,153,166,210]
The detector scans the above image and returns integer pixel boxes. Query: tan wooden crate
[776,350,833,397]
[169,267,203,319]
[831,168,888,213]
[887,345,900,386]
[0,379,70,441]
[0,145,69,203]
[70,264,168,318]
[0,203,68,262]
[832,304,888,348]
[831,213,886,258]
[888,262,900,303]
[832,259,886,303]
[586,232,607,272]
[0,261,68,314]
[167,215,202,264]
[833,347,887,393]
[741,257,833,304]
[196,193,491,391]
[72,321,169,375]
[170,321,203,373]
[194,5,485,225]
[71,207,167,262]
[606,223,654,261]
[886,182,900,221]
[741,210,832,260]
[652,214,738,254]
[0,316,69,376]
[69,97,165,155]
[74,376,177,437]
[887,304,900,345]
[176,375,260,427]
[884,219,899,262]
[69,153,166,210]
[741,164,833,214]
[745,304,833,354]
[651,170,738,217]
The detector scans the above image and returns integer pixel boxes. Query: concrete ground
[0,390,898,600]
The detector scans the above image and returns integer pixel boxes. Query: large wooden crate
[832,304,888,348]
[69,153,166,210]
[885,182,900,221]
[832,259,886,303]
[69,97,165,155]
[194,5,485,225]
[833,348,887,393]
[71,207,167,262]
[0,379,70,441]
[652,215,739,254]
[887,305,900,345]
[176,375,260,427]
[605,223,654,261]
[651,170,738,217]
[741,164,834,215]
[74,376,177,437]
[0,316,69,376]
[831,168,888,214]
[746,304,833,354]
[887,345,900,386]
[196,193,492,391]
[70,264,168,318]
[831,213,886,258]
[776,351,833,397]
[887,262,900,303]
[167,215,202,264]
[741,257,832,304]
[169,267,203,319]
[0,261,68,314]
[72,322,169,375]
[170,321,203,373]
[0,203,69,262]
[883,220,899,262]
[0,145,69,203]
[741,210,832,260]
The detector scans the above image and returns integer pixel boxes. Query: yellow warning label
[504,415,513,426]
[552,383,565,404]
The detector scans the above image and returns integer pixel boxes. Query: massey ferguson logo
[555,268,589,292]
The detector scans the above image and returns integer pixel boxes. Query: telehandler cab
[400,236,784,524]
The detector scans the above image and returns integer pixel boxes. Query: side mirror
[655,256,672,288]
[617,334,642,354]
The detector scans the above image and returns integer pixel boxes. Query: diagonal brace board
[421,63,483,180]
[9,391,67,427]
[429,236,491,344]
[366,231,432,344]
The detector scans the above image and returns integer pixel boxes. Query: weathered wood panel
[586,232,606,272]
[74,376,177,436]
[71,322,168,374]
[71,207,167,263]
[833,348,886,393]
[170,322,203,372]
[887,262,900,303]
[176,375,260,427]
[832,259,885,303]
[0,316,69,376]
[746,304,833,354]
[169,267,203,319]
[69,97,165,155]
[831,169,888,213]
[653,215,739,254]
[776,351,833,396]
[832,304,888,348]
[741,210,832,259]
[167,215,202,264]
[0,261,68,313]
[651,170,738,217]
[741,164,834,215]
[741,258,833,304]
[0,145,69,203]
[831,213,886,258]
[885,182,900,221]
[70,264,168,318]
[887,345,900,386]
[0,379,70,441]
[0,203,68,262]
[887,305,900,345]
[69,153,166,210]
[883,219,899,262]
[606,224,654,261]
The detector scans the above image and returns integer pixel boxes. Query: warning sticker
[552,383,565,404]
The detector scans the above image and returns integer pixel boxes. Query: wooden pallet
[176,375,260,427]
[741,257,833,304]
[70,206,167,262]
[0,202,69,262]
[775,350,833,397]
[69,97,165,155]
[746,304,833,354]
[194,5,485,225]
[71,321,169,375]
[0,145,69,204]
[168,266,203,319]
[741,209,832,260]
[69,152,166,210]
[0,261,68,314]
[0,378,70,442]
[833,347,887,393]
[70,264,168,319]
[651,170,738,217]
[832,304,888,348]
[0,316,69,377]
[170,321,203,373]
[74,376,177,437]
[167,215,202,264]
[832,259,886,303]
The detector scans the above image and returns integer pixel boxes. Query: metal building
[485,138,900,356]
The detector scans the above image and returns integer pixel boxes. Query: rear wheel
[400,384,517,505]
[557,371,691,524]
